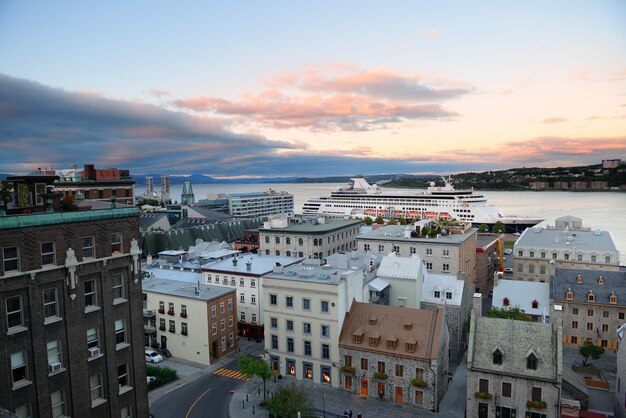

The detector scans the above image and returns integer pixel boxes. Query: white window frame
[43,288,59,320]
[82,237,95,259]
[115,319,126,346]
[111,232,123,254]
[112,273,125,301]
[11,351,28,386]
[51,389,66,418]
[90,373,105,405]
[3,246,20,272]
[85,279,98,309]
[41,242,56,266]
[47,340,62,368]
[6,296,23,330]
[117,363,130,392]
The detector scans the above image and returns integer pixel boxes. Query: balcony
[143,309,156,318]
[167,310,175,316]
[144,324,157,334]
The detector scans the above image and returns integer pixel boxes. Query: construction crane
[496,236,505,277]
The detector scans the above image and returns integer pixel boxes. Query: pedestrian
[349,409,353,418]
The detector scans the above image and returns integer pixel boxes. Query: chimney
[246,260,252,272]
[473,292,482,317]
[273,262,283,274]
[232,257,238,267]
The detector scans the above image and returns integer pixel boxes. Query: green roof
[0,207,139,230]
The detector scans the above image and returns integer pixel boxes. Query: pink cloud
[541,117,568,124]
[608,68,626,81]
[419,29,442,39]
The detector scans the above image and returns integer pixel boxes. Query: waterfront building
[201,190,294,218]
[338,302,449,411]
[550,267,626,349]
[0,175,148,418]
[467,294,562,418]
[514,216,620,282]
[263,262,365,388]
[356,223,477,301]
[491,279,550,321]
[529,182,549,190]
[258,216,361,260]
[202,253,303,340]
[603,159,621,169]
[141,276,237,365]
[475,233,504,294]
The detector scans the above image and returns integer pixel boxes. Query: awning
[368,278,390,292]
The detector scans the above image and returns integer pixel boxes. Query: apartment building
[550,267,626,349]
[263,263,364,388]
[356,224,477,299]
[0,175,148,418]
[374,252,425,309]
[467,294,562,418]
[338,302,449,411]
[259,216,362,260]
[202,253,303,340]
[142,277,237,365]
[514,217,619,282]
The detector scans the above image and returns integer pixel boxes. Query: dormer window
[610,293,617,304]
[368,336,380,347]
[352,329,364,344]
[526,353,538,370]
[532,300,538,309]
[433,290,441,298]
[405,342,416,353]
[598,277,604,285]
[577,275,583,283]
[503,297,510,306]
[588,292,595,302]
[566,290,573,300]
[386,338,397,350]
[493,349,503,365]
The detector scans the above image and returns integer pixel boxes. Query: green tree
[493,221,505,233]
[478,224,489,233]
[363,216,373,226]
[374,216,384,224]
[387,219,397,225]
[398,218,407,225]
[238,356,272,400]
[579,342,605,366]
[486,306,533,321]
[267,384,315,418]
[0,180,13,206]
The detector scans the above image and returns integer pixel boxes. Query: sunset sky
[0,1,625,177]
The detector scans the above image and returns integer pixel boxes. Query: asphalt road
[150,357,248,418]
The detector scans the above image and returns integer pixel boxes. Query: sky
[0,1,625,177]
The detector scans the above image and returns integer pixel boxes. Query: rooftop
[421,273,464,306]
[551,267,626,306]
[491,279,550,317]
[265,263,361,285]
[515,226,618,253]
[376,252,423,280]
[142,276,234,301]
[357,224,476,244]
[142,265,203,283]
[202,253,303,275]
[258,218,361,234]
[0,207,139,230]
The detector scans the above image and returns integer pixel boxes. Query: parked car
[145,349,163,363]
[504,248,513,255]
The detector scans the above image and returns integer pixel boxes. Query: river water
[136,183,626,263]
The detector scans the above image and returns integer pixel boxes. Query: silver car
[145,349,163,363]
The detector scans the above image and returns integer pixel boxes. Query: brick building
[0,181,148,417]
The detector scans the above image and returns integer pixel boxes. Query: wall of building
[551,301,625,349]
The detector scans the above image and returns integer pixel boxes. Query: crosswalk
[213,368,252,381]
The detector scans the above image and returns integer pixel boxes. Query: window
[303,298,311,310]
[426,248,433,256]
[588,309,594,317]
[606,256,611,263]
[117,364,129,391]
[539,265,546,274]
[271,317,278,328]
[228,299,233,312]
[552,252,557,259]
[304,341,311,356]
[414,390,423,406]
[271,335,278,350]
[601,339,608,348]
[112,274,125,301]
[240,293,245,303]
[603,310,609,318]
[377,361,385,373]
[566,291,573,300]
[445,291,452,299]
[588,293,595,302]
[344,355,352,367]
[572,321,578,329]
[395,364,403,377]
[265,236,270,243]
[251,314,257,323]
[275,250,280,256]
[299,238,304,246]
[531,387,542,402]
[434,290,441,298]
[540,252,546,258]
[287,337,294,353]
[591,255,597,262]
[565,253,570,260]
[41,242,56,266]
[11,351,28,385]
[577,254,583,261]
[212,324,217,335]
[573,308,579,315]
[303,363,313,380]
[87,327,99,350]
[610,294,618,304]
[321,300,329,313]
[90,374,104,404]
[501,382,511,398]
[168,302,174,314]
[211,306,217,318]
[409,247,416,254]
[393,245,400,253]
[285,296,293,308]
[518,250,523,257]
[111,232,122,254]
[517,263,523,273]
[303,322,311,334]
[529,265,535,274]
[378,244,385,252]
[275,236,280,244]
[571,336,578,344]
[479,378,489,393]
[265,250,270,255]
[443,249,449,257]
[526,353,537,370]
[6,296,23,330]
[82,237,95,258]
[270,294,277,306]
[47,340,62,368]
[321,324,330,337]
[14,404,31,418]
[3,246,20,272]
[532,300,538,309]
[229,316,233,327]
[169,320,176,333]
[43,288,59,319]
[158,318,166,331]
[442,263,450,272]
[587,322,594,331]
[286,238,291,245]
[321,344,330,359]
[602,324,609,333]
[286,319,294,331]
[426,262,432,270]
[361,358,368,370]
[120,406,131,418]
[115,319,126,346]
[529,251,535,258]
[493,349,502,365]
[251,279,256,288]
[220,302,224,314]
[321,366,331,384]
[221,336,227,351]
[51,390,66,418]
[85,280,97,309]
[219,319,225,330]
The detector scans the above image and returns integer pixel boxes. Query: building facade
[259,216,362,260]
[223,190,294,218]
[0,196,148,417]
[142,277,237,365]
[467,294,562,418]
[202,254,303,340]
[338,302,449,411]
[475,233,504,294]
[514,218,620,282]
[263,263,364,388]
[550,267,626,350]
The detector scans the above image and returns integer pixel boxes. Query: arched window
[298,238,303,246]
[532,300,538,309]
[493,349,503,365]
[576,275,583,283]
[588,292,595,302]
[598,277,604,285]
[566,290,574,300]
[526,353,537,370]
[265,236,270,244]
[503,297,510,306]
[610,293,617,304]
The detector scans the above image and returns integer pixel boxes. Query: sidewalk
[148,338,264,407]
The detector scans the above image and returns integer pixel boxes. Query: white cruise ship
[302,177,543,232]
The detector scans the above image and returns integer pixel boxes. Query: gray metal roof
[516,226,618,253]
[376,253,423,280]
[492,279,550,317]
[357,224,476,244]
[142,277,234,301]
[258,218,361,234]
[421,273,464,306]
[139,213,169,229]
[550,267,626,305]
[266,263,360,285]
[142,265,203,283]
[202,253,303,276]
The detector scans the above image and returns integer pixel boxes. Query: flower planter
[373,372,388,380]
[474,391,492,400]
[526,400,547,409]
[341,366,356,375]
[411,378,428,388]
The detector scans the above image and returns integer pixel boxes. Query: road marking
[185,387,212,418]
[213,368,252,381]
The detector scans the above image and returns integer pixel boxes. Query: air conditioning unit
[88,347,100,358]
[49,362,62,373]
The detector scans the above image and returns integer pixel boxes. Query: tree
[363,216,373,226]
[238,356,272,400]
[579,342,605,366]
[478,224,489,233]
[374,216,384,224]
[387,219,397,225]
[267,384,315,418]
[398,218,407,225]
[486,306,533,321]
[493,221,505,233]
[0,180,13,206]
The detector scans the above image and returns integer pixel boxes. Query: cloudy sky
[0,1,624,177]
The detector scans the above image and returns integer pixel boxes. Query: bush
[146,365,178,390]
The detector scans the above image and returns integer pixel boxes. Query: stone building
[475,233,505,294]
[259,216,361,260]
[550,267,626,349]
[0,178,148,418]
[338,302,449,411]
[467,294,562,418]
[514,217,620,282]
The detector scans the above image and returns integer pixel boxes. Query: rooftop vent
[368,316,377,325]
[594,229,602,236]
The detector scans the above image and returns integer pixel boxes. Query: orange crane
[496,236,505,277]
